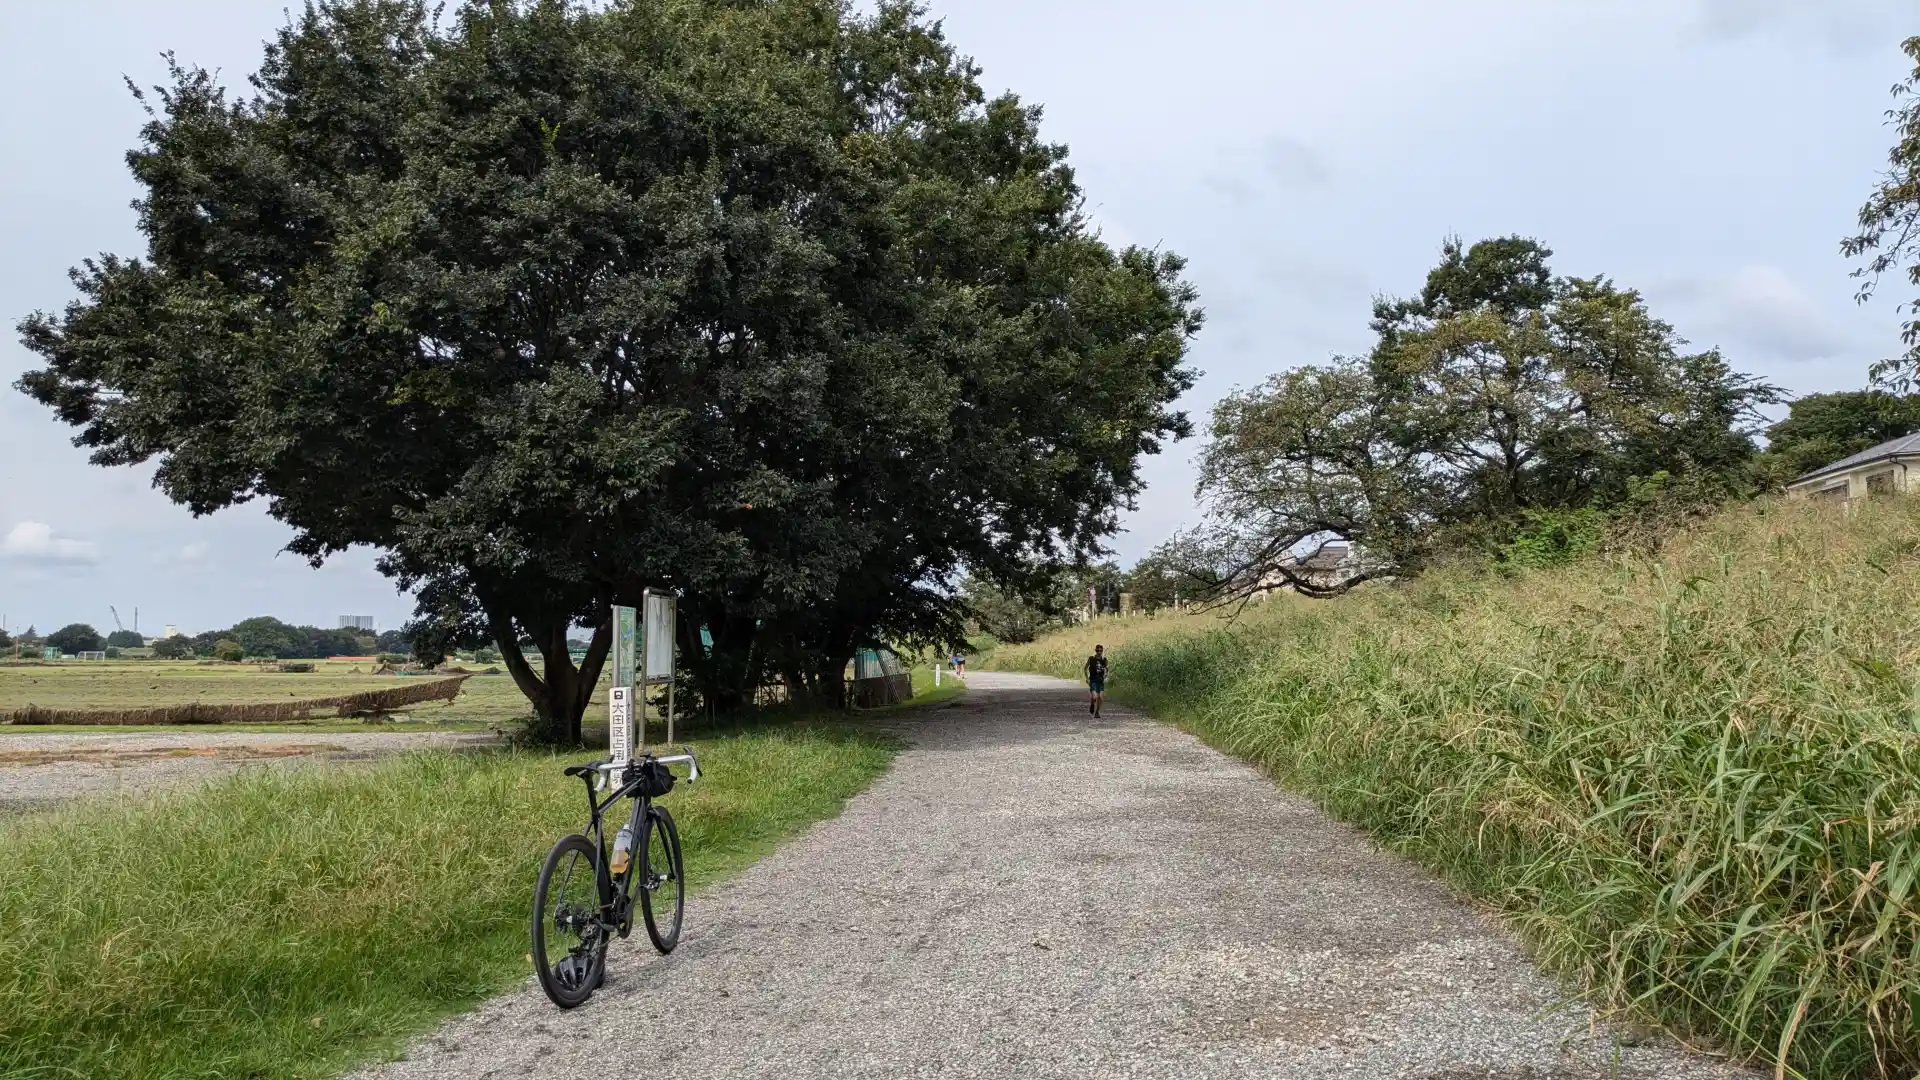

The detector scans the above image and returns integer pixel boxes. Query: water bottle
[611,824,634,875]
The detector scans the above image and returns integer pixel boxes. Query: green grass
[0,721,896,1080]
[989,497,1920,1080]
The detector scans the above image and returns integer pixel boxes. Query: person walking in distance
[1084,644,1109,717]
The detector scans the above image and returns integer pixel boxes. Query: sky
[0,0,1913,637]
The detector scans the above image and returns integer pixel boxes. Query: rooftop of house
[1279,542,1353,572]
[1791,431,1920,486]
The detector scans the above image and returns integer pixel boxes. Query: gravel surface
[354,673,1756,1080]
[0,729,499,812]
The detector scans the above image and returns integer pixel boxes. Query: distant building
[338,615,377,631]
[162,624,181,639]
[1786,432,1920,502]
[1252,541,1377,598]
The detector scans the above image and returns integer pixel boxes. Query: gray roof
[1280,543,1352,572]
[1792,431,1920,485]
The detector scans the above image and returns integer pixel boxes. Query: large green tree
[1161,237,1776,600]
[1762,390,1920,480]
[1845,35,1920,386]
[46,624,105,655]
[16,0,1197,740]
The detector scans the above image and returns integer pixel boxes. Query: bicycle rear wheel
[532,834,607,1008]
[639,806,685,954]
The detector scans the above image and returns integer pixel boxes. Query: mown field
[0,720,899,1080]
[1,658,959,733]
[989,497,1920,1080]
[0,661,534,731]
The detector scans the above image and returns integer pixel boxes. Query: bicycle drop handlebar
[581,748,701,792]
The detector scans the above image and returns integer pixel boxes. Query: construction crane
[110,606,125,633]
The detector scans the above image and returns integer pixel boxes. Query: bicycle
[531,748,700,1009]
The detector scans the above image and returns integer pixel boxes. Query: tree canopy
[16,0,1198,740]
[46,624,105,655]
[1761,390,1920,480]
[1157,236,1777,601]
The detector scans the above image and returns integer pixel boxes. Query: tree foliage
[1760,390,1920,480]
[16,0,1197,740]
[1158,237,1778,602]
[105,630,146,649]
[151,636,194,659]
[46,624,105,655]
[175,618,375,659]
[1844,35,1920,387]
[961,561,1120,644]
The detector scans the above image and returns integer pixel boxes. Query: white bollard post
[933,664,941,687]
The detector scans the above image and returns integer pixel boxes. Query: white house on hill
[1785,432,1920,502]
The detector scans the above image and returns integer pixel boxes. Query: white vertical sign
[644,594,676,680]
[608,686,632,768]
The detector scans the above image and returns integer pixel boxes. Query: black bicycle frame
[573,769,650,918]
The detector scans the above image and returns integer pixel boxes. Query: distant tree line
[0,619,416,660]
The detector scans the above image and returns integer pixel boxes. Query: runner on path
[1084,644,1108,717]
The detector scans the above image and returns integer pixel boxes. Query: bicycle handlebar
[584,747,700,791]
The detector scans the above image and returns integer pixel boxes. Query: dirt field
[0,660,539,728]
[0,729,501,813]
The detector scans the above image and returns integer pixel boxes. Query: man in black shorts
[1084,644,1108,717]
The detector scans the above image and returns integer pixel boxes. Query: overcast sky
[0,0,1912,637]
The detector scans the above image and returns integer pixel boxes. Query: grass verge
[0,720,895,1080]
[988,497,1920,1080]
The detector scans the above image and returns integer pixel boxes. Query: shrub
[212,639,245,663]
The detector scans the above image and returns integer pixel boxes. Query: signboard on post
[609,604,637,767]
[610,604,637,692]
[644,593,675,681]
[608,686,632,769]
[640,589,678,745]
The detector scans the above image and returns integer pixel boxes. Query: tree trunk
[815,651,853,711]
[489,609,612,745]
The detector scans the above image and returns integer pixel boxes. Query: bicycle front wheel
[639,806,685,954]
[532,833,607,1008]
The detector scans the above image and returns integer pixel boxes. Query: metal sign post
[609,604,638,767]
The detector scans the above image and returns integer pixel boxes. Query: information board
[610,604,637,691]
[644,593,675,681]
[609,604,637,765]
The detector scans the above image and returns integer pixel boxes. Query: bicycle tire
[532,833,607,1008]
[639,806,685,954]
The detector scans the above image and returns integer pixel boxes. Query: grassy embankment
[989,498,1920,1080]
[0,715,901,1079]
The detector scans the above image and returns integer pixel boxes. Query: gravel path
[0,729,499,812]
[355,673,1755,1080]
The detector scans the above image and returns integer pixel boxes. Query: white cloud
[1692,0,1895,53]
[1659,264,1855,364]
[151,541,210,567]
[1261,135,1329,188]
[1,521,101,565]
